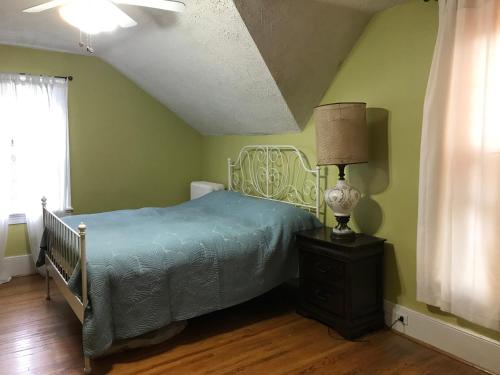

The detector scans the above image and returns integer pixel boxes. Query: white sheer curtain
[0,113,12,284]
[0,73,71,270]
[417,0,500,330]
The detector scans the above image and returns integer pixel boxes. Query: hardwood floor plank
[0,275,487,375]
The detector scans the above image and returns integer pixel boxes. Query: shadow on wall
[350,107,390,235]
[349,108,402,300]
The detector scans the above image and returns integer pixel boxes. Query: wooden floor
[0,275,486,375]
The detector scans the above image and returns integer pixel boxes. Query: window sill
[8,208,74,225]
[8,214,26,225]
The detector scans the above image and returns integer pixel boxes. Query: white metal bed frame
[42,145,323,374]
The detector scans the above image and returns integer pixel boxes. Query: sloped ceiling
[0,0,408,135]
[234,0,371,129]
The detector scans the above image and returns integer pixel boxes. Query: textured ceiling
[0,0,408,135]
[0,0,298,135]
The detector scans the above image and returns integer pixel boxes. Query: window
[0,73,71,258]
[417,0,500,331]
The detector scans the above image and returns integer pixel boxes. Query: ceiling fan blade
[23,0,71,13]
[112,0,185,13]
[109,2,138,28]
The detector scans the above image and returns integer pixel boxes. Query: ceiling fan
[23,0,185,35]
[22,0,185,53]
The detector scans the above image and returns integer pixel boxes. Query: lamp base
[324,164,361,241]
[331,215,356,240]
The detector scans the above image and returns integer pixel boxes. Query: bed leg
[45,267,50,301]
[84,356,92,374]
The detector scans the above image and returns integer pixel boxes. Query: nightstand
[296,226,385,339]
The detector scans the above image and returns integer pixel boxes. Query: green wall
[201,1,500,341]
[1,44,202,257]
[5,224,30,257]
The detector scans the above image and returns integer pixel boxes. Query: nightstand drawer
[301,250,345,287]
[303,281,344,317]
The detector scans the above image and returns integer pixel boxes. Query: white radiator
[190,181,224,200]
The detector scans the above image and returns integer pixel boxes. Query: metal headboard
[227,145,325,219]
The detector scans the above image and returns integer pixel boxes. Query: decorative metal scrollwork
[228,145,324,218]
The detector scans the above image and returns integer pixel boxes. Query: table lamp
[314,102,368,239]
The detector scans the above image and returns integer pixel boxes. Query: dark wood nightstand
[296,226,385,339]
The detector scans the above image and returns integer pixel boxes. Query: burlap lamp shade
[314,102,368,166]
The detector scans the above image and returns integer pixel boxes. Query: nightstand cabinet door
[296,227,385,340]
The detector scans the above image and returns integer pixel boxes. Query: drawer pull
[315,262,332,273]
[314,289,331,302]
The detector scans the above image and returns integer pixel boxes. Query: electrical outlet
[398,314,409,326]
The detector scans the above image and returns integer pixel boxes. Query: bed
[39,145,325,373]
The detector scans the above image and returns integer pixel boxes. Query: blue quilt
[49,191,321,357]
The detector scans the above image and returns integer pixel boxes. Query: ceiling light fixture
[58,0,136,35]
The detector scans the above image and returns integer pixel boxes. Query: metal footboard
[42,197,91,373]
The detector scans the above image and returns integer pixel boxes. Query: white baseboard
[4,254,36,277]
[384,300,500,374]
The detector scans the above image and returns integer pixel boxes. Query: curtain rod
[18,72,73,81]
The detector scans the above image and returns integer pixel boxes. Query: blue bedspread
[55,191,321,357]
